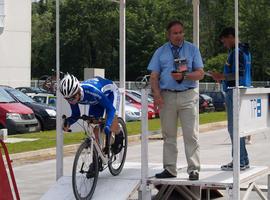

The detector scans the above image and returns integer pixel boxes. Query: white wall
[0,0,31,87]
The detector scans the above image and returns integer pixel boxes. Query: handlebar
[61,114,106,132]
[79,115,106,124]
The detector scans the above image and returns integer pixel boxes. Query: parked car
[126,90,159,117]
[0,87,39,134]
[125,102,141,121]
[203,91,226,111]
[125,93,155,119]
[16,87,48,94]
[199,94,215,113]
[2,86,56,131]
[27,93,56,107]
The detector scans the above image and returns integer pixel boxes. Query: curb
[10,121,227,163]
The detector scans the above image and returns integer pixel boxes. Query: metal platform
[40,162,269,200]
[148,165,270,200]
[149,165,269,188]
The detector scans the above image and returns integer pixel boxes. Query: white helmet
[59,74,80,98]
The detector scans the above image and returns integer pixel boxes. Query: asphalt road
[13,128,270,199]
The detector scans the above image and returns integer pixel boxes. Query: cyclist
[60,74,124,154]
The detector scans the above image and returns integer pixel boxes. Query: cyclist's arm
[66,103,81,126]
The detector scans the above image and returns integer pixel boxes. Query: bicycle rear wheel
[108,117,128,176]
[135,75,149,89]
[37,75,49,90]
[72,139,99,200]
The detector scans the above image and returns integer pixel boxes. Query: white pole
[233,0,240,199]
[192,0,200,47]
[193,0,200,153]
[0,0,5,35]
[138,89,151,200]
[119,0,126,120]
[56,0,63,180]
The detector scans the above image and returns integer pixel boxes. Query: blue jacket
[223,43,252,92]
[67,77,119,129]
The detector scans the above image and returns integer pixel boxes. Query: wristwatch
[183,72,189,80]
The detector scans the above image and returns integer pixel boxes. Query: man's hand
[153,94,164,110]
[171,72,183,81]
[210,72,225,82]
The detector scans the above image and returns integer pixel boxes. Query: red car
[125,94,155,119]
[126,90,159,117]
[0,87,39,134]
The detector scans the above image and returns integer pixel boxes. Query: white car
[125,102,141,122]
[27,93,56,107]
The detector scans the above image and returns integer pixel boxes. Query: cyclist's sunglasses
[65,95,77,102]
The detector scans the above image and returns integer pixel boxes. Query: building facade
[0,0,31,87]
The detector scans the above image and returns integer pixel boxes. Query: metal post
[193,0,200,167]
[192,0,200,48]
[268,174,270,200]
[138,89,151,200]
[119,0,126,120]
[232,88,240,200]
[232,0,240,199]
[56,0,63,180]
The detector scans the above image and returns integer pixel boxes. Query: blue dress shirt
[147,41,204,91]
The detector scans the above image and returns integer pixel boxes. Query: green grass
[4,112,226,154]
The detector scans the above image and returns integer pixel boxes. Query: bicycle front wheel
[108,117,128,176]
[72,139,99,200]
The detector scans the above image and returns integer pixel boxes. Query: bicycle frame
[86,123,109,165]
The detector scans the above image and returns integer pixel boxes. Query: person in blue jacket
[59,74,123,154]
[211,27,252,171]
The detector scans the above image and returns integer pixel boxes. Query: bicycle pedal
[98,157,104,172]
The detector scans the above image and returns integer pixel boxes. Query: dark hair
[219,27,235,39]
[166,20,184,31]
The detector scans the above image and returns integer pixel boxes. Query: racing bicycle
[135,74,150,90]
[62,115,128,200]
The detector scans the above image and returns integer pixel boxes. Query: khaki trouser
[160,89,200,176]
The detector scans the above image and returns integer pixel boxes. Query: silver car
[125,102,141,122]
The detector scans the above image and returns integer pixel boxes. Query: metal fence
[31,80,270,93]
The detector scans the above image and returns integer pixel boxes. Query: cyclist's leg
[107,91,124,154]
[89,105,105,144]
[108,87,121,134]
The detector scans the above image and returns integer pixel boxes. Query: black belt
[162,88,195,93]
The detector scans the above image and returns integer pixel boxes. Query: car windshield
[17,87,47,94]
[0,88,17,103]
[201,94,212,100]
[128,91,154,103]
[6,88,35,103]
[33,96,47,104]
[48,97,56,107]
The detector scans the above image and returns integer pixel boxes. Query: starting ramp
[41,162,144,200]
[41,162,270,200]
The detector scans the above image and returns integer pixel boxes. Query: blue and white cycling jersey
[67,77,120,129]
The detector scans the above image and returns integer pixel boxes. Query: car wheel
[37,119,43,132]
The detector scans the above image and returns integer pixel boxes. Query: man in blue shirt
[148,20,204,180]
[60,74,123,154]
[211,27,251,171]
